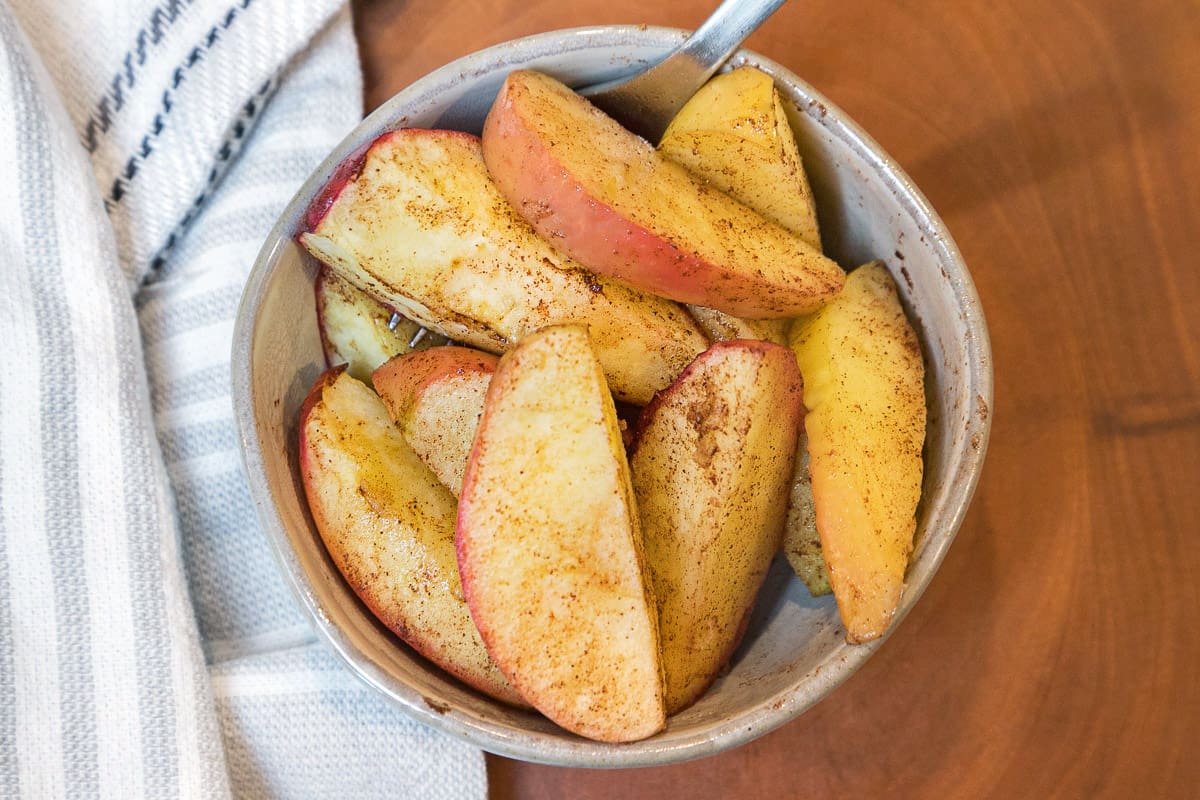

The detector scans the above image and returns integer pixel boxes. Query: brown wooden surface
[350,1,1200,796]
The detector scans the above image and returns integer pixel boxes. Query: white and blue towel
[0,2,487,796]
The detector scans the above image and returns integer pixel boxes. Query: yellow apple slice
[659,66,822,251]
[316,267,447,384]
[685,305,790,346]
[789,262,927,642]
[481,70,844,318]
[457,325,664,742]
[781,425,832,596]
[299,128,706,405]
[631,340,803,713]
[372,346,497,497]
[299,367,526,706]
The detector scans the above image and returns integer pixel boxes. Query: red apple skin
[481,71,844,319]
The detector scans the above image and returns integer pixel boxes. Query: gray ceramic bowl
[232,25,992,767]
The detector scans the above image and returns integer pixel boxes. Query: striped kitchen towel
[0,1,487,797]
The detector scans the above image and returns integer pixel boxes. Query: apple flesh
[631,339,803,713]
[299,127,706,405]
[299,366,526,706]
[789,262,927,643]
[781,425,832,596]
[481,70,845,319]
[659,66,822,251]
[456,325,664,742]
[316,267,446,385]
[372,346,497,497]
[686,305,790,346]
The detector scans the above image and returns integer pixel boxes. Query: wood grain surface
[349,1,1200,796]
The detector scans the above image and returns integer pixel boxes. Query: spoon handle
[581,0,788,142]
[678,0,788,73]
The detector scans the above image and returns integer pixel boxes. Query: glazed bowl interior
[232,25,992,768]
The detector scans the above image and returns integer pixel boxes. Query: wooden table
[350,1,1200,796]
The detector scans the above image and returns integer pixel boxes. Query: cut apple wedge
[481,70,844,318]
[789,262,927,643]
[299,366,526,706]
[686,305,790,346]
[299,128,706,405]
[372,346,497,497]
[781,426,832,596]
[659,65,822,251]
[631,339,803,713]
[316,267,446,384]
[457,325,664,742]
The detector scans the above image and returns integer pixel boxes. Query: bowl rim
[232,23,993,767]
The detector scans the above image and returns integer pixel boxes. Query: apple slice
[316,267,447,384]
[631,339,803,713]
[659,66,822,251]
[686,305,790,346]
[299,128,706,405]
[789,262,926,643]
[781,425,832,596]
[481,70,844,318]
[299,366,526,706]
[457,325,664,742]
[372,346,497,497]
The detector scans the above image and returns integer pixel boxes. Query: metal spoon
[578,0,788,143]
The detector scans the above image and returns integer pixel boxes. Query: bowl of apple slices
[232,25,992,766]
